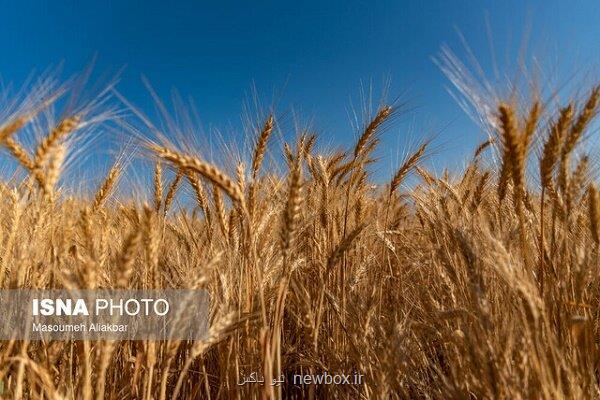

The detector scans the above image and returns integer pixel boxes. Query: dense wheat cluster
[0,75,599,399]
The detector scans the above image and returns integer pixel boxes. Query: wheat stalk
[589,185,600,244]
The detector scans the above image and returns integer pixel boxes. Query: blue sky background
[1,0,599,179]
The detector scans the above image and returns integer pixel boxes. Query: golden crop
[0,74,598,399]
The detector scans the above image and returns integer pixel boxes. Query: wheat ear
[117,228,142,288]
[93,163,121,211]
[354,106,392,158]
[563,86,600,156]
[0,115,29,143]
[251,115,274,179]
[540,104,573,190]
[151,144,244,205]
[281,152,303,254]
[153,162,163,212]
[186,173,211,221]
[163,168,184,215]
[390,142,428,195]
[34,115,80,166]
[498,104,521,199]
[3,137,36,171]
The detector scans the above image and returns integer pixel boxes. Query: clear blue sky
[1,0,599,175]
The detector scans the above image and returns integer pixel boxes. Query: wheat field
[0,73,598,400]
